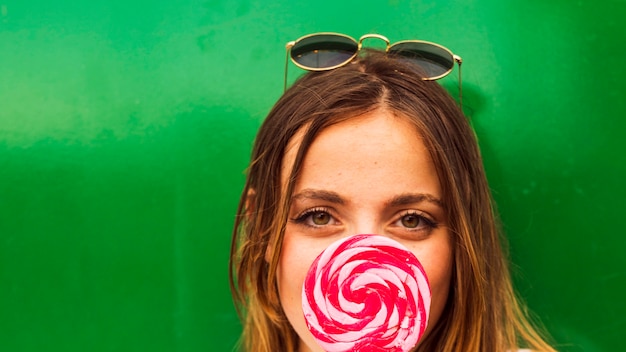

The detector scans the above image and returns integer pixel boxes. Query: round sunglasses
[284,32,463,104]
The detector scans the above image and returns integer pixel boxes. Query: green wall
[1,1,624,351]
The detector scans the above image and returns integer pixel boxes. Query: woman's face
[277,109,453,352]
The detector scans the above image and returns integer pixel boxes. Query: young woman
[230,33,555,352]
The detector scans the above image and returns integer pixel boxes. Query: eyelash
[291,208,438,232]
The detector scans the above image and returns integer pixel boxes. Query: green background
[1,1,624,351]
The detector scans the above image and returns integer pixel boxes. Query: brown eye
[312,211,331,225]
[395,211,437,232]
[401,214,422,228]
[292,208,338,228]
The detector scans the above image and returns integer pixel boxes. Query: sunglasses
[284,32,463,104]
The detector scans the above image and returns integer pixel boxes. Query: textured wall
[1,1,624,351]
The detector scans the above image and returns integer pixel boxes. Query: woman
[229,34,555,352]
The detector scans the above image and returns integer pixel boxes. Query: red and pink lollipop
[302,234,431,352]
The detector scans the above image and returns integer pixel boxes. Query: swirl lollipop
[302,234,431,352]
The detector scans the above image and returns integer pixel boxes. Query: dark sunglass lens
[390,42,454,78]
[291,34,358,69]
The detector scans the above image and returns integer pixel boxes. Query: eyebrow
[291,189,442,208]
[387,193,444,208]
[291,189,345,204]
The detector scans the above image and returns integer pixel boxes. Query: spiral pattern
[302,234,431,352]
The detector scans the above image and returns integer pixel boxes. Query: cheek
[278,229,336,300]
[403,233,453,333]
[421,241,454,331]
[277,230,345,351]
[427,254,453,309]
[276,234,321,327]
[277,244,308,302]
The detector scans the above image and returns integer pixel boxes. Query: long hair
[229,51,555,352]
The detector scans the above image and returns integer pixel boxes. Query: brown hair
[230,50,554,352]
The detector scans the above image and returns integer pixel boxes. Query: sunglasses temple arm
[454,55,463,110]
[284,42,295,92]
[283,50,288,92]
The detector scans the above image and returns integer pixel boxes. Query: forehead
[281,109,440,198]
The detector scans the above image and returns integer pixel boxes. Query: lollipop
[302,234,431,352]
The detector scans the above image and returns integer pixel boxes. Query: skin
[277,108,454,352]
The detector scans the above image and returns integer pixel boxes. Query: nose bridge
[358,33,390,52]
[350,208,383,235]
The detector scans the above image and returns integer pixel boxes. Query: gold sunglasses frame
[284,32,463,105]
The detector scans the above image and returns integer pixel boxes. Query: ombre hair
[229,51,555,352]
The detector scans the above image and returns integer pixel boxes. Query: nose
[349,215,384,237]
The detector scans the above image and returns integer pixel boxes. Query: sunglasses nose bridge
[358,34,390,51]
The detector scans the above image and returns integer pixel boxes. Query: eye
[396,211,437,231]
[311,211,331,225]
[401,213,422,228]
[292,208,337,227]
